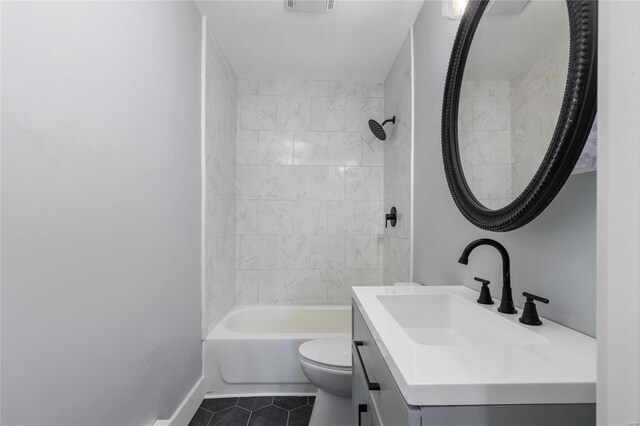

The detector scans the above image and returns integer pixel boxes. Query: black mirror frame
[441,0,597,232]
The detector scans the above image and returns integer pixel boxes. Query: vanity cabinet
[352,347,394,426]
[351,302,595,426]
[352,302,421,426]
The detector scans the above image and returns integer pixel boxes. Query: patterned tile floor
[188,396,315,426]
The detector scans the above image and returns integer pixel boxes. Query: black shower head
[368,116,396,141]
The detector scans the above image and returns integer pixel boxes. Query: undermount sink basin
[377,293,547,346]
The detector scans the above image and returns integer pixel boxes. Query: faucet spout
[458,238,517,314]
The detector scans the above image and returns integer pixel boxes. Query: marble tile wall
[459,80,513,209]
[458,40,581,209]
[205,25,238,333]
[509,40,569,197]
[578,118,597,168]
[235,78,385,305]
[383,33,413,285]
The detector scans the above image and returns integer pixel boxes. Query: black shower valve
[385,207,397,228]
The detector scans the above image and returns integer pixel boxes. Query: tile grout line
[235,404,252,413]
[199,406,214,414]
[204,405,214,426]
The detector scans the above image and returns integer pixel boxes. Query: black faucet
[458,239,517,314]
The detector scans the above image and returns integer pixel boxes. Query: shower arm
[381,117,396,126]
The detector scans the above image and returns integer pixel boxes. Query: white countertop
[351,285,596,407]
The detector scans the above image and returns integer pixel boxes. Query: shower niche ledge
[351,285,596,426]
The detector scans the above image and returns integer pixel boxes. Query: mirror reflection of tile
[576,118,597,169]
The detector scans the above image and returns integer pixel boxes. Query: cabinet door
[369,396,382,426]
[353,303,422,426]
[353,353,371,426]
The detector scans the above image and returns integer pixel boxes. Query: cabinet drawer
[353,352,371,426]
[353,302,421,426]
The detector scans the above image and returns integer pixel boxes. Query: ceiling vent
[285,0,335,13]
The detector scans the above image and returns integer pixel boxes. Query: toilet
[298,337,352,426]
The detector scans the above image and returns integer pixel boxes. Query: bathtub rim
[206,304,351,340]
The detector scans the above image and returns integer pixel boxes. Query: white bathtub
[204,305,351,397]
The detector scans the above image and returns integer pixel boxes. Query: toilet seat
[298,337,352,371]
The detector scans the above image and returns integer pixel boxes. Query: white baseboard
[154,376,205,426]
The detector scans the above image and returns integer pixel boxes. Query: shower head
[368,116,396,141]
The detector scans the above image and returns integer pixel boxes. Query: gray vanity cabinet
[353,364,384,426]
[370,398,382,426]
[352,302,421,426]
[352,349,371,426]
[351,302,595,426]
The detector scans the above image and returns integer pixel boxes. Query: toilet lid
[299,337,352,369]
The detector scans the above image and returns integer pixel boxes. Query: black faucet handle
[523,292,549,304]
[474,277,493,305]
[519,292,549,326]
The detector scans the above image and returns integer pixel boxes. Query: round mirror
[442,0,597,231]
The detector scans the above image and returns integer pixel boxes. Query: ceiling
[196,0,424,82]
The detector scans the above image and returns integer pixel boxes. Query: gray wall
[412,2,596,337]
[1,2,202,425]
[384,32,413,286]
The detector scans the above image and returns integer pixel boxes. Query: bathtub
[204,305,351,397]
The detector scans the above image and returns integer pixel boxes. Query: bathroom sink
[377,294,547,346]
[352,285,596,407]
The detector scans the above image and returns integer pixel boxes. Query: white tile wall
[236,78,385,304]
[276,96,311,130]
[258,131,294,165]
[205,25,238,333]
[457,40,571,210]
[236,165,276,199]
[384,33,413,286]
[259,270,294,304]
[312,98,346,131]
[293,132,329,165]
[276,234,311,269]
[459,80,513,208]
[238,235,276,269]
[238,95,276,130]
[236,270,258,304]
[509,40,569,197]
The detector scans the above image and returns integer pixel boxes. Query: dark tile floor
[188,396,315,426]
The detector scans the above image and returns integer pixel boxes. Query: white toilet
[298,337,352,426]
